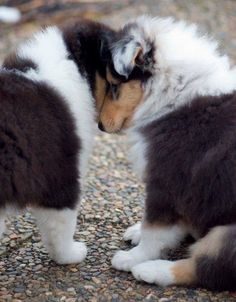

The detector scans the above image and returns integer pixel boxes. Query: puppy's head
[98,68,143,133]
[98,17,155,133]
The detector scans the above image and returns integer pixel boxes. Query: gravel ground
[1,1,236,301]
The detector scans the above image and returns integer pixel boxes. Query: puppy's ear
[111,38,142,78]
[111,37,154,79]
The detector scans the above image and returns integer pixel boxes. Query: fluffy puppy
[0,19,116,264]
[99,16,236,290]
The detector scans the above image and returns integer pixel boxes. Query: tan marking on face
[94,72,107,114]
[172,259,197,285]
[99,79,143,133]
[190,226,226,259]
[106,68,120,84]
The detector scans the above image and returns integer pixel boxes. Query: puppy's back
[0,70,79,209]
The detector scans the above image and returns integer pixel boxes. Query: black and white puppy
[0,19,116,264]
[99,16,236,290]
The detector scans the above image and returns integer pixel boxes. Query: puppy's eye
[110,83,119,99]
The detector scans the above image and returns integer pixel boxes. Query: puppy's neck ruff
[118,16,236,128]
[116,16,236,178]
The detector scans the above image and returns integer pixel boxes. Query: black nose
[98,121,105,132]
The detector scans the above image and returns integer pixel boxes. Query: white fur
[113,16,236,178]
[0,206,87,264]
[112,22,152,79]
[31,208,87,264]
[123,222,141,245]
[127,130,147,180]
[113,40,144,78]
[0,6,21,23]
[132,260,175,286]
[18,27,95,184]
[112,224,186,271]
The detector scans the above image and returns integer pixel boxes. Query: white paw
[112,248,145,271]
[132,260,175,286]
[54,241,87,264]
[123,223,141,245]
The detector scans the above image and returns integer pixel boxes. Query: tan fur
[172,259,197,285]
[99,80,143,133]
[94,72,107,114]
[142,221,173,229]
[132,47,143,66]
[171,226,226,285]
[106,68,120,84]
[190,226,226,258]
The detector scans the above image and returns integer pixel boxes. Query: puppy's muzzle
[98,121,105,132]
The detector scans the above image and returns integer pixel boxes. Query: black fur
[143,92,236,235]
[63,19,116,95]
[3,55,37,73]
[0,71,79,209]
[141,91,236,290]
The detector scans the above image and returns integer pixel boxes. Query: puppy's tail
[170,225,236,291]
[189,225,236,291]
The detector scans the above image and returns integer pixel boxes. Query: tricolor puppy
[99,16,236,290]
[0,19,116,264]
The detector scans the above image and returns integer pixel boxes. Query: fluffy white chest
[18,27,95,180]
[128,130,147,180]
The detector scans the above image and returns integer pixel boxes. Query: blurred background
[0,0,236,63]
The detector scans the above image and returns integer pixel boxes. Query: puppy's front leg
[123,222,141,245]
[31,207,87,264]
[112,182,187,271]
[112,221,186,271]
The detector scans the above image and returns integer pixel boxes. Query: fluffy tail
[170,225,236,291]
[193,225,236,291]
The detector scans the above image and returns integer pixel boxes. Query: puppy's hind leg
[112,221,187,272]
[113,183,189,271]
[132,257,196,287]
[132,225,236,291]
[31,207,87,264]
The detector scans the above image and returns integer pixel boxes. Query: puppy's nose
[98,121,105,132]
